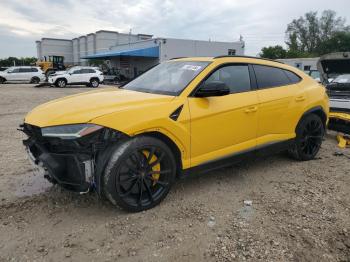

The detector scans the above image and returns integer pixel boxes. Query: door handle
[244,106,258,113]
[295,96,306,102]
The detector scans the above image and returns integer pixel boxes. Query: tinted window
[283,70,301,83]
[11,68,20,73]
[204,65,251,94]
[31,68,38,72]
[72,70,82,74]
[253,65,291,89]
[82,69,95,74]
[19,68,31,73]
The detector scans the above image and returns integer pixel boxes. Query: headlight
[41,124,103,139]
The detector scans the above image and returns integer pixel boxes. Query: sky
[0,0,349,58]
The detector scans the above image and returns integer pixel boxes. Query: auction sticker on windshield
[181,65,202,71]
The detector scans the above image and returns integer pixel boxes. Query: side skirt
[180,139,294,177]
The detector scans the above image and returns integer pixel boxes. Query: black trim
[328,118,350,134]
[169,105,184,121]
[330,107,350,114]
[181,139,294,176]
[213,55,284,64]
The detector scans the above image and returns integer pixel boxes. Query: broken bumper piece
[20,123,126,193]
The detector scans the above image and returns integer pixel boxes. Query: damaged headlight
[41,124,103,139]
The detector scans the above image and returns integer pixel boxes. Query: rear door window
[253,65,291,89]
[283,70,301,84]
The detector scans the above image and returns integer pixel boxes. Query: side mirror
[195,81,230,97]
[7,71,12,74]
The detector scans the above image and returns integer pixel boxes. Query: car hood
[24,88,175,127]
[317,52,350,83]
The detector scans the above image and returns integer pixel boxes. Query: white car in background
[48,66,104,88]
[0,66,45,84]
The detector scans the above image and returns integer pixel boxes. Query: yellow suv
[22,56,329,211]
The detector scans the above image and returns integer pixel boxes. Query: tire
[55,79,67,88]
[30,77,40,84]
[0,77,5,84]
[113,77,120,85]
[288,114,324,161]
[103,136,177,212]
[90,78,99,88]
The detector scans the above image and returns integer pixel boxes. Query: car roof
[170,56,306,74]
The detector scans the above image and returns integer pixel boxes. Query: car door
[69,69,83,83]
[19,68,31,81]
[188,64,258,167]
[6,68,20,81]
[252,64,305,146]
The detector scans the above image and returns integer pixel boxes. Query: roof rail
[213,55,284,64]
[169,57,188,60]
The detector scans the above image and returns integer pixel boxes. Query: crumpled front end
[21,123,127,193]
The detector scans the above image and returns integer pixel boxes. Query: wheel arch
[55,77,67,84]
[299,106,327,130]
[90,77,100,82]
[0,76,7,82]
[138,131,183,176]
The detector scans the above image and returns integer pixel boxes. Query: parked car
[47,66,104,88]
[21,56,329,212]
[318,52,350,135]
[0,66,45,84]
[308,70,321,82]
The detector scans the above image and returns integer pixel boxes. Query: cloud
[0,0,349,58]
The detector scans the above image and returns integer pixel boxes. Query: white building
[36,30,245,78]
[276,57,320,72]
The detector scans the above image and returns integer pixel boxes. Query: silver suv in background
[48,66,104,88]
[0,66,45,84]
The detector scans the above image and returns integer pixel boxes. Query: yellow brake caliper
[142,150,160,186]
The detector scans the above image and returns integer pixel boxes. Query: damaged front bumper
[329,98,350,135]
[20,123,127,193]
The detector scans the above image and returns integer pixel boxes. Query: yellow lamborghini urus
[21,56,329,211]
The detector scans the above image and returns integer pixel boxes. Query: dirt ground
[0,84,349,262]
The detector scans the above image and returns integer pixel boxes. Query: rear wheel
[30,77,40,84]
[90,78,99,88]
[288,114,324,161]
[103,136,176,212]
[55,79,66,88]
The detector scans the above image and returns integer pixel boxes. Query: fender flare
[299,106,328,129]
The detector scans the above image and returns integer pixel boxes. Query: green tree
[259,45,287,59]
[0,57,37,67]
[286,10,349,55]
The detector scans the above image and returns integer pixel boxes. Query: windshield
[124,61,210,95]
[332,74,350,84]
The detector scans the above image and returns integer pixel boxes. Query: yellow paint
[336,135,350,148]
[24,56,329,170]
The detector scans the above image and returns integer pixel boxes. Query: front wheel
[288,114,324,161]
[0,77,5,84]
[103,136,176,212]
[90,78,99,88]
[55,79,66,88]
[30,77,40,84]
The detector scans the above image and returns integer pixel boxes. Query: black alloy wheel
[289,114,324,161]
[103,137,176,212]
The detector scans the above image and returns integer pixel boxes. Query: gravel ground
[0,84,349,262]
